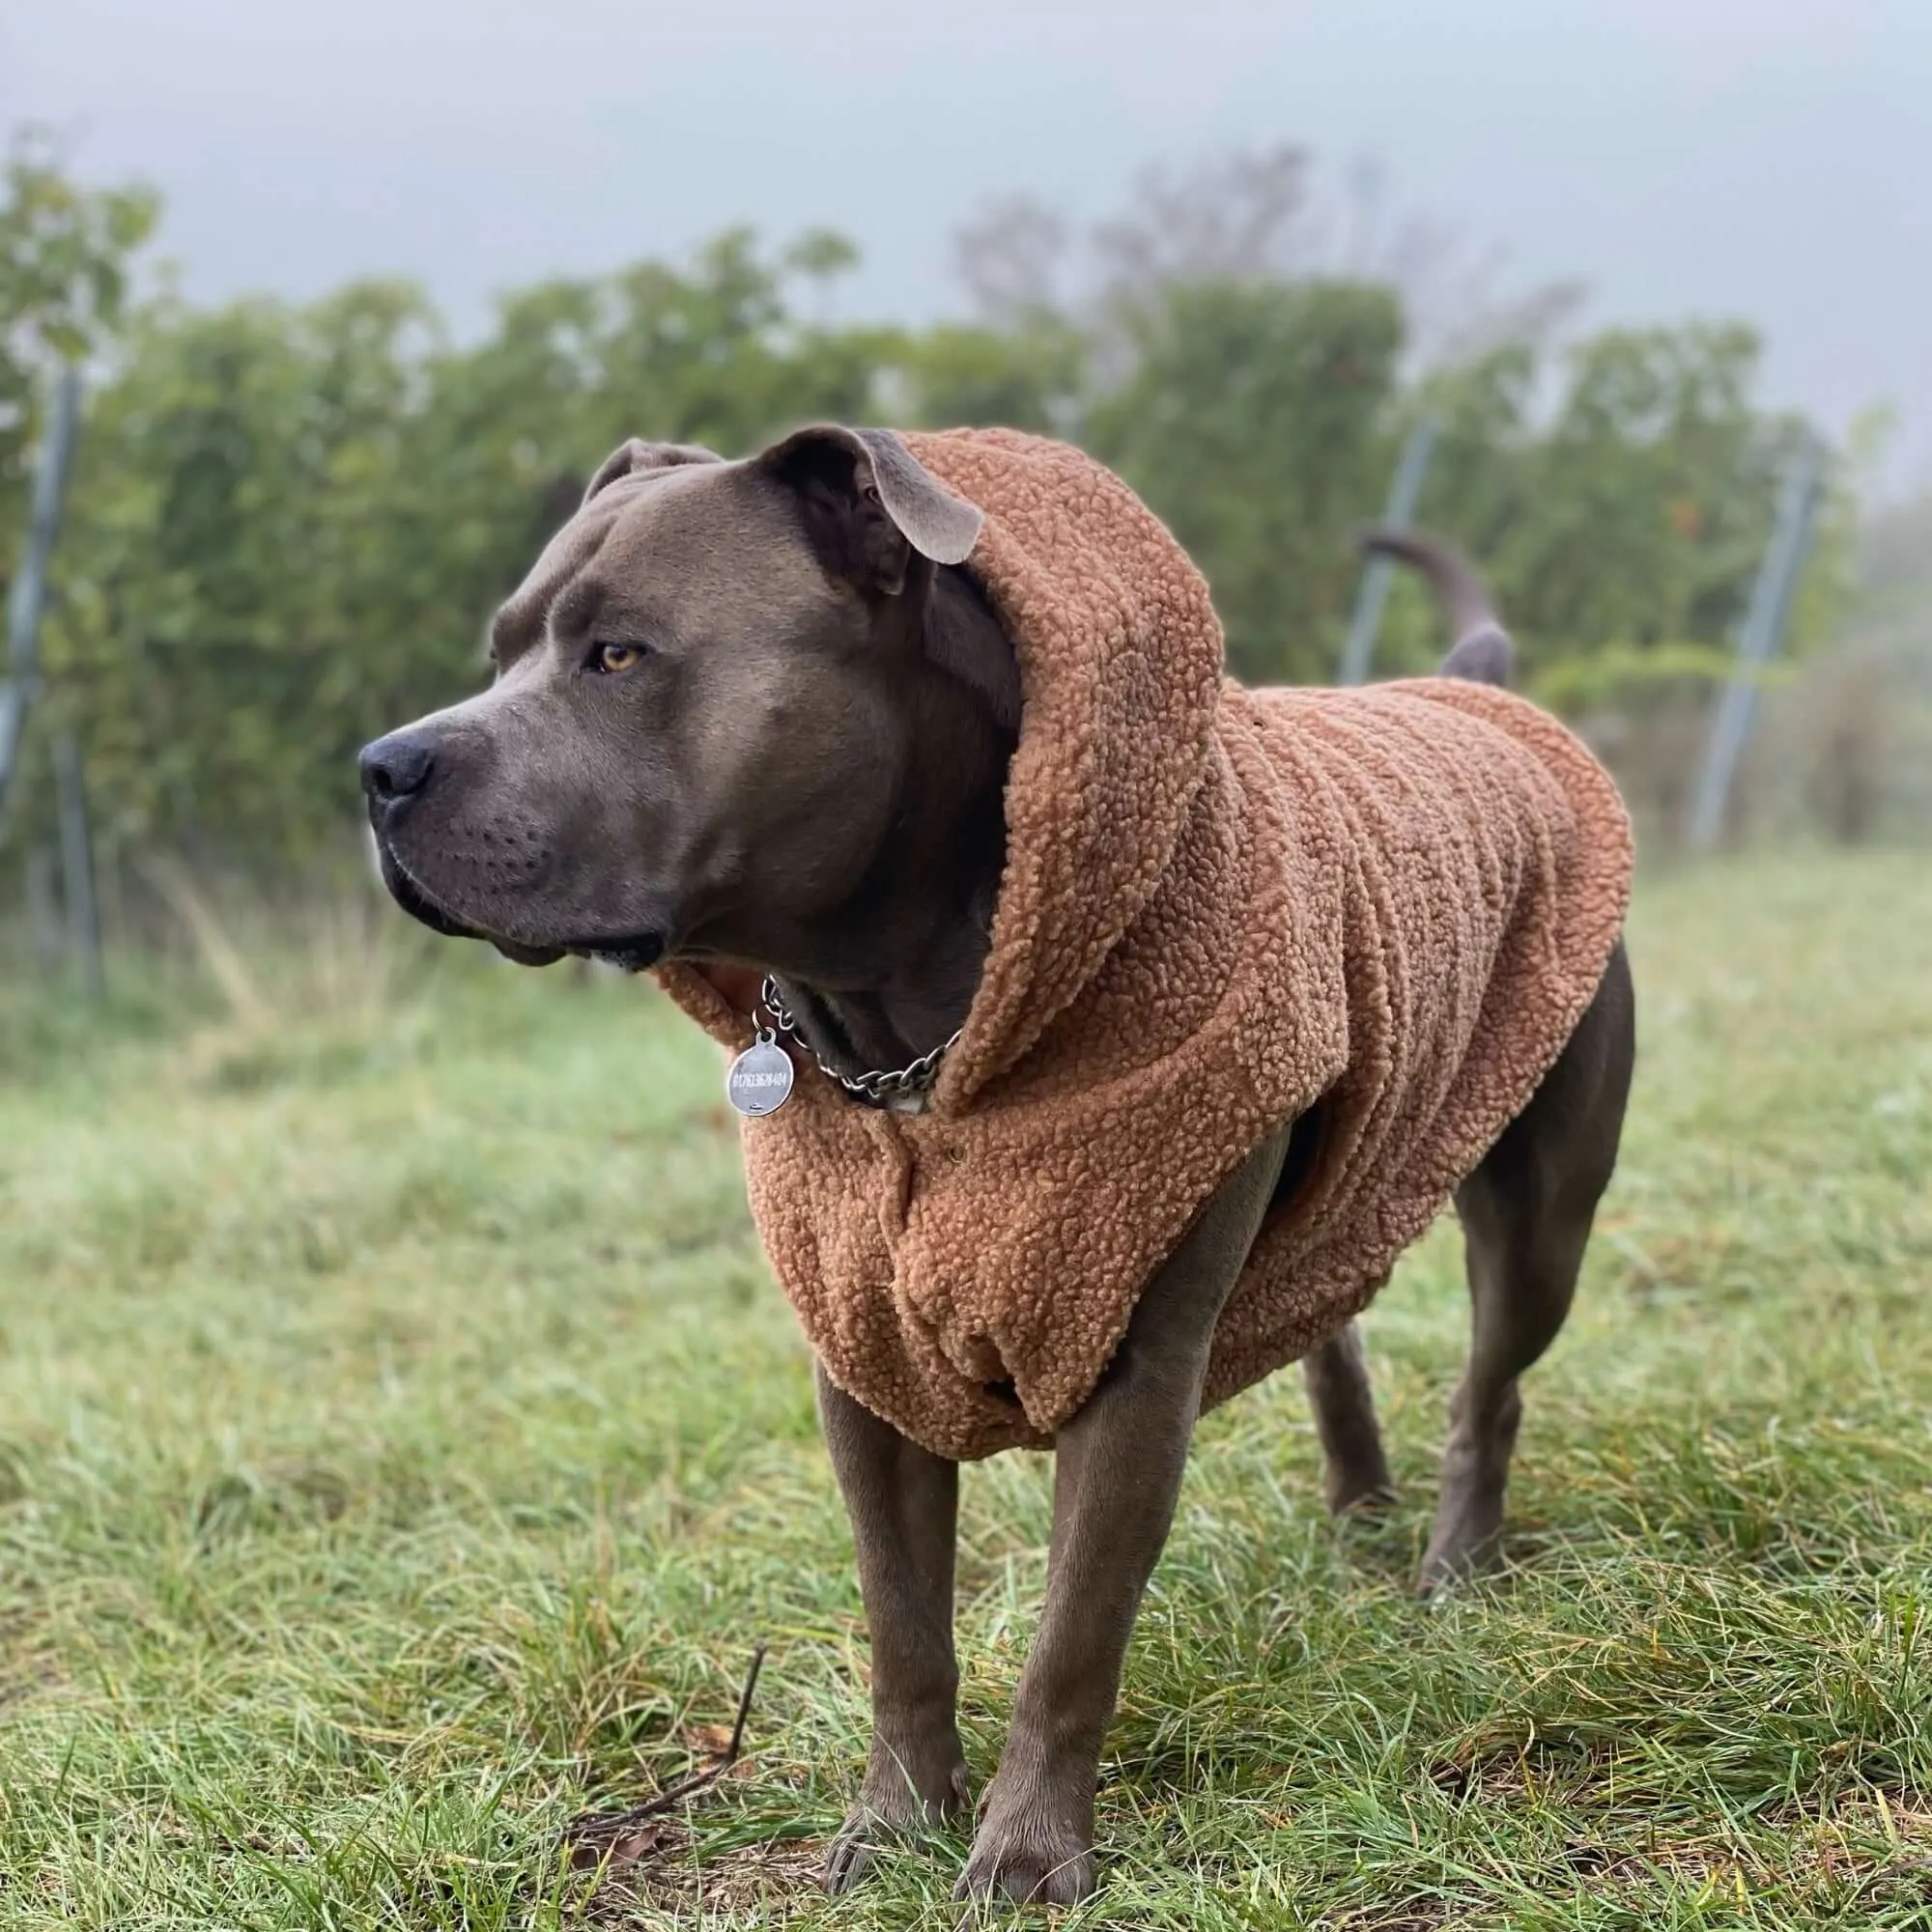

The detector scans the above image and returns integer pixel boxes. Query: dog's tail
[1359,526,1513,689]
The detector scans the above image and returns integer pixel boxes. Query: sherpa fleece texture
[658,429,1634,1463]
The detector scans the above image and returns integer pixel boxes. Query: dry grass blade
[137,850,272,1031]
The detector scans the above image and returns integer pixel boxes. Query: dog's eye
[590,641,647,675]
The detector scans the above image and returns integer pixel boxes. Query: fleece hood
[907,430,1227,1107]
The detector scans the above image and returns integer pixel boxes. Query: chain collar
[759,975,962,1113]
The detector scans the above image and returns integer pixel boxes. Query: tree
[0,130,156,593]
[1383,325,1818,709]
[39,228,916,866]
[1087,278,1406,683]
[6,133,1857,874]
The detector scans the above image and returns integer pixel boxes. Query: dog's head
[360,427,984,971]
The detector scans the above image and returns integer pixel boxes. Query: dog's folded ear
[759,425,983,597]
[582,439,723,508]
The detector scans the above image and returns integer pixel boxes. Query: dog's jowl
[363,424,1634,1909]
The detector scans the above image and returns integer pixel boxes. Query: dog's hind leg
[1419,942,1635,1596]
[1300,1321,1394,1512]
[817,1363,971,1893]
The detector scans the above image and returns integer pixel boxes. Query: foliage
[1525,638,1776,715]
[0,128,157,592]
[1087,277,1406,682]
[41,237,895,860]
[1372,326,1815,690]
[0,142,1858,870]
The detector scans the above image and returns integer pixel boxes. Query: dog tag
[725,1031,794,1118]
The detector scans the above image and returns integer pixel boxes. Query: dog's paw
[1326,1467,1397,1517]
[1416,1467,1508,1598]
[822,1761,970,1895]
[952,1800,1095,1915]
[822,1817,890,1895]
[1416,1536,1512,1605]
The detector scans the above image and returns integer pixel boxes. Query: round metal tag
[725,1034,794,1118]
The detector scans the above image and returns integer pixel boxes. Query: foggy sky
[7,0,1928,490]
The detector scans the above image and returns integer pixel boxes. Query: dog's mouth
[377,840,484,941]
[581,936,666,972]
[375,838,663,972]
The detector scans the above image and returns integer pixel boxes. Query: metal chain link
[759,975,962,1108]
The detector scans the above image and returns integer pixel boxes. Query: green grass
[3,852,1931,1929]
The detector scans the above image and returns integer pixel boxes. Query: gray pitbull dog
[362,427,1634,1909]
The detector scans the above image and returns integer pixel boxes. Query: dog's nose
[359,732,437,805]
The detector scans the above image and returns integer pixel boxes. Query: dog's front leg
[955,1126,1292,1911]
[817,1359,970,1893]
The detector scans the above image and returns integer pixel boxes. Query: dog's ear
[582,439,723,508]
[759,425,982,597]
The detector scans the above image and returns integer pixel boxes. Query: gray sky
[8,0,1929,489]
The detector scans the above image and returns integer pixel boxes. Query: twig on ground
[563,1644,769,1865]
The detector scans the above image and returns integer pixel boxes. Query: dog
[362,426,1634,1908]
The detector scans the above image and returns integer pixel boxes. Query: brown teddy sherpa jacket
[659,429,1634,1463]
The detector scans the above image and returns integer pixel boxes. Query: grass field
[3,852,1931,1930]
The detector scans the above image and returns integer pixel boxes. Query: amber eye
[592,641,646,674]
